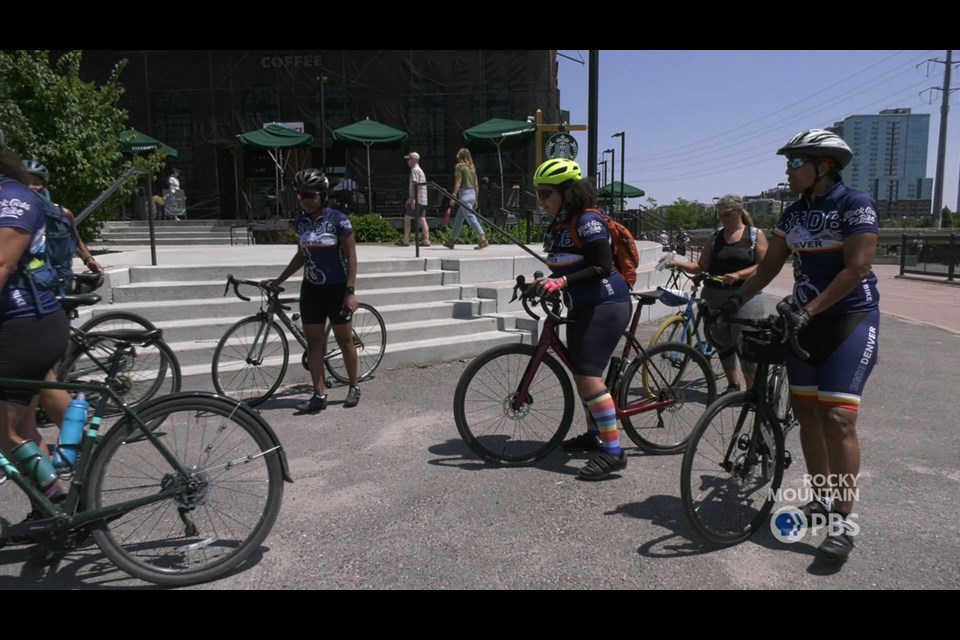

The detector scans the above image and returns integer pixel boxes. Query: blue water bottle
[53,393,89,468]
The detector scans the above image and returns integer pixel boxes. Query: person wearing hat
[398,152,431,247]
[730,129,880,564]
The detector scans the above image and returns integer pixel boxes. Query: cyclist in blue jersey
[264,168,361,413]
[729,130,879,563]
[533,159,632,480]
[0,144,71,523]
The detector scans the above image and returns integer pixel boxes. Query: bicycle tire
[454,343,575,466]
[619,341,716,454]
[648,314,684,347]
[83,394,285,586]
[768,365,796,431]
[60,324,181,414]
[680,392,785,546]
[212,316,289,406]
[323,302,386,384]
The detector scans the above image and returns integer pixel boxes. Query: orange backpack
[563,208,640,290]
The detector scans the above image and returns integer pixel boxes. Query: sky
[556,50,959,212]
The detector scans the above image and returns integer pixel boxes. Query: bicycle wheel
[454,343,575,466]
[60,328,181,414]
[619,342,716,453]
[323,303,386,384]
[648,315,685,347]
[768,365,796,430]
[84,395,285,586]
[680,393,785,546]
[212,316,289,406]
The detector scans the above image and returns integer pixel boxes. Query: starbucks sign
[545,133,578,160]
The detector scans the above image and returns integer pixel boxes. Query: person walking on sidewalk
[397,152,431,247]
[443,148,489,250]
[263,168,361,413]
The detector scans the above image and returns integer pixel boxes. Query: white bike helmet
[777,129,852,169]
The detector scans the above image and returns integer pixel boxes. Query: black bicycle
[680,297,806,546]
[212,275,386,406]
[0,329,291,586]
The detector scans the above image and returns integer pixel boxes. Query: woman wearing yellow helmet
[533,158,632,480]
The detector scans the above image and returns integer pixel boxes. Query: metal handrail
[76,168,157,266]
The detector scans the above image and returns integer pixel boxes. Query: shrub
[350,214,401,243]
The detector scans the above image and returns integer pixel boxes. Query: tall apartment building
[829,108,932,214]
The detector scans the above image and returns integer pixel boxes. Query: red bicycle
[453,274,717,466]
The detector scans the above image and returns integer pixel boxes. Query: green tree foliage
[664,198,700,230]
[0,50,159,237]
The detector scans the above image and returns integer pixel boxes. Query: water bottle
[655,250,676,273]
[53,393,89,468]
[12,440,59,491]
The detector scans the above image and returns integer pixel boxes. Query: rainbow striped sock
[585,390,620,455]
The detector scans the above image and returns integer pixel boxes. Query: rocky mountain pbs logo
[545,133,578,160]
[770,506,860,543]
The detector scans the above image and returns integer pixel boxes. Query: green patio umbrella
[238,124,314,216]
[119,129,178,158]
[598,181,645,200]
[332,118,409,212]
[464,118,536,208]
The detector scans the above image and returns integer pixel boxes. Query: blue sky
[556,50,959,212]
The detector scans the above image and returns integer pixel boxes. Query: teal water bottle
[53,393,88,468]
[12,440,59,490]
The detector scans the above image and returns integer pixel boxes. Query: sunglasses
[298,191,320,200]
[536,188,557,200]
[786,156,810,171]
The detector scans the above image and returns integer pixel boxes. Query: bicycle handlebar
[224,274,283,303]
[698,296,810,361]
[511,271,565,324]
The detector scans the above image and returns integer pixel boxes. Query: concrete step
[124,257,441,283]
[97,236,237,246]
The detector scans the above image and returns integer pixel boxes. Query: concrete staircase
[79,241,674,394]
[95,220,243,246]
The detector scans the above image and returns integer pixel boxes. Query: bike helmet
[534,158,582,185]
[776,129,853,169]
[23,159,50,186]
[293,168,329,193]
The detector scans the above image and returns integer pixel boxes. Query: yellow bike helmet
[534,158,582,185]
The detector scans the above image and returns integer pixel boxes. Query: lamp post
[598,159,607,190]
[777,182,788,215]
[612,131,624,214]
[604,148,615,213]
[318,74,328,173]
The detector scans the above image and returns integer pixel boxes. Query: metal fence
[899,232,958,282]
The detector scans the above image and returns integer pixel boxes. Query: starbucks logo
[545,133,578,160]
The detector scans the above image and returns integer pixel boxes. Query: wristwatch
[345,286,355,295]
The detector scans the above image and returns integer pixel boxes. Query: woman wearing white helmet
[727,129,879,563]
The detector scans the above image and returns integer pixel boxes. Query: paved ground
[1,244,957,589]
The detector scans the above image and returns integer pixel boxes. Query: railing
[76,167,159,266]
[899,232,958,282]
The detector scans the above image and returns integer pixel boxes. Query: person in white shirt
[168,168,180,192]
[397,152,431,246]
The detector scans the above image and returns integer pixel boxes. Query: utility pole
[926,50,957,229]
[588,51,599,181]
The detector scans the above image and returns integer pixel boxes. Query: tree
[0,51,161,235]
[665,198,699,229]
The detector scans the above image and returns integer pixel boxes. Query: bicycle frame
[0,349,201,532]
[511,307,685,423]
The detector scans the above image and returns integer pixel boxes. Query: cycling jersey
[296,207,353,286]
[774,183,879,315]
[0,178,62,320]
[544,210,630,310]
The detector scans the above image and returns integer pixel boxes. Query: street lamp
[604,148,615,213]
[597,159,608,190]
[777,182,789,215]
[612,132,625,214]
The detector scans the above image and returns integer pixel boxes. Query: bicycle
[680,297,806,547]
[212,274,386,406]
[54,274,181,414]
[648,265,725,381]
[0,328,291,586]
[453,274,717,466]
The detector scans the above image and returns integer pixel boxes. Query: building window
[407,78,446,176]
[152,90,192,177]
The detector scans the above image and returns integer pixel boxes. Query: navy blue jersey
[544,210,630,310]
[296,208,353,285]
[0,178,61,319]
[774,184,879,315]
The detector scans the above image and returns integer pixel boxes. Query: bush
[350,214,401,243]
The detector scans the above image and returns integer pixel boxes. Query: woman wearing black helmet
[263,168,361,412]
[533,158,632,480]
[731,129,880,563]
